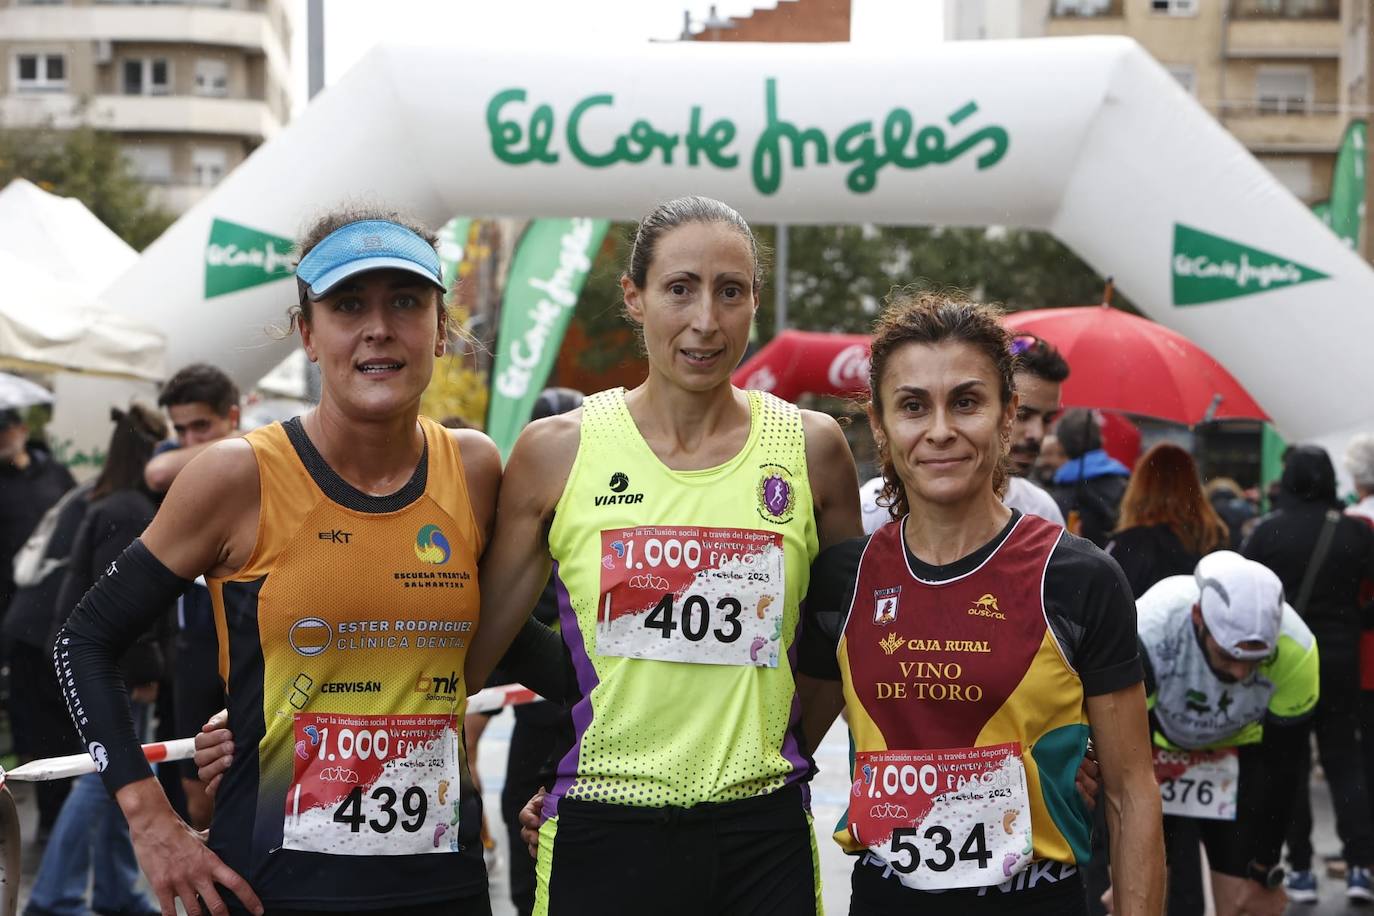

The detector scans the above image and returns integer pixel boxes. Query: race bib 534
[849,744,1033,890]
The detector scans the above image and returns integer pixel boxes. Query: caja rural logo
[414,525,451,565]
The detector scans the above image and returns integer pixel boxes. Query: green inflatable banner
[486,218,609,459]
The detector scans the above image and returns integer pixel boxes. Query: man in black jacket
[1048,408,1131,548]
[1243,444,1374,902]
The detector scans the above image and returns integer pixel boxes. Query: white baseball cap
[1194,551,1284,661]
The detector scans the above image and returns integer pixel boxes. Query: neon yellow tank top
[545,387,819,811]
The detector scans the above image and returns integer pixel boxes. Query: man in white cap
[1107,551,1319,916]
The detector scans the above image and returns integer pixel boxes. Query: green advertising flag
[1260,423,1286,512]
[204,218,295,298]
[1327,120,1366,250]
[1171,223,1329,307]
[437,217,473,290]
[486,218,609,459]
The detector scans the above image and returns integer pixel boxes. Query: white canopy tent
[87,36,1374,447]
[0,179,137,296]
[0,252,164,381]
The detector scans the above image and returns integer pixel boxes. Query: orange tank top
[204,415,486,908]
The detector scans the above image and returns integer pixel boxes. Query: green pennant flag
[1171,223,1329,307]
[486,218,609,459]
[204,218,295,298]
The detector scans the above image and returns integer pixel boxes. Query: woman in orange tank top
[54,207,501,916]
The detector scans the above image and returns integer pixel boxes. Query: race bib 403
[850,744,1033,890]
[283,712,461,856]
[1153,747,1238,821]
[595,526,786,668]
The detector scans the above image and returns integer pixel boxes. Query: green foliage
[568,221,1124,367]
[0,122,174,250]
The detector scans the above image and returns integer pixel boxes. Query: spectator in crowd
[1004,333,1069,525]
[1107,443,1229,598]
[0,407,74,617]
[1344,433,1374,863]
[146,363,240,831]
[1049,408,1131,548]
[1204,477,1259,550]
[1348,434,1374,526]
[2,476,90,841]
[1032,433,1067,488]
[26,403,169,916]
[1243,444,1374,903]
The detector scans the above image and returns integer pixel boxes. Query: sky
[291,0,945,104]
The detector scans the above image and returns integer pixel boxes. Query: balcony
[1219,101,1345,151]
[1229,0,1339,18]
[1227,16,1342,58]
[87,94,279,140]
[1051,0,1124,16]
[0,3,290,89]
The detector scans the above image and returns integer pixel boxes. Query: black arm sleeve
[494,617,571,703]
[53,539,190,795]
[797,537,866,681]
[1248,719,1312,866]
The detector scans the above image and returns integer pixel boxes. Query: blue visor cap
[295,219,444,300]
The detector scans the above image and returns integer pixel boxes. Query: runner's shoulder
[171,436,260,503]
[508,409,582,473]
[1045,527,1133,599]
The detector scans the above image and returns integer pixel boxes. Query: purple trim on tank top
[779,603,813,810]
[542,563,598,820]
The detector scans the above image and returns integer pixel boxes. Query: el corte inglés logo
[204,218,295,299]
[1171,224,1329,306]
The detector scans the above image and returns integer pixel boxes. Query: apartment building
[0,0,294,213]
[949,0,1367,255]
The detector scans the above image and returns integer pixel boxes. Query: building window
[14,53,67,92]
[1053,0,1116,14]
[122,144,173,184]
[1256,66,1313,114]
[1165,64,1197,94]
[1151,0,1198,15]
[191,147,229,186]
[194,58,229,97]
[122,58,171,96]
[1259,156,1313,200]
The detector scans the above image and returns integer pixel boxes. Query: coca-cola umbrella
[733,330,870,401]
[1003,305,1269,425]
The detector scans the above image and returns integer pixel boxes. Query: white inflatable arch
[103,36,1374,445]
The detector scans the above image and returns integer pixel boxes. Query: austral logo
[1172,224,1329,306]
[414,524,451,564]
[595,471,643,506]
[967,594,1005,620]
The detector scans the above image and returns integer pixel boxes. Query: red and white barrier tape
[0,683,541,784]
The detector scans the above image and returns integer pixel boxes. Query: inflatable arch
[102,36,1374,445]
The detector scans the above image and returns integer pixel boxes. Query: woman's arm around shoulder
[464,412,580,690]
[801,409,862,551]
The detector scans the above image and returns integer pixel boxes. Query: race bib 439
[849,744,1033,890]
[595,526,786,668]
[283,712,461,856]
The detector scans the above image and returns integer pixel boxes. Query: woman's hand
[193,709,233,799]
[118,778,262,915]
[1075,746,1101,809]
[518,787,547,860]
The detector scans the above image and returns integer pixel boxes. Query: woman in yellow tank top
[55,208,502,915]
[465,196,863,915]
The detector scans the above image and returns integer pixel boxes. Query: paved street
[6,714,1365,914]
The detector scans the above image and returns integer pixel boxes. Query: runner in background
[1109,551,1317,916]
[53,208,502,915]
[797,292,1163,916]
[464,195,862,915]
[1004,333,1067,526]
[147,362,242,831]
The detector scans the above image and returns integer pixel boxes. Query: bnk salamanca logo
[414,525,451,565]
